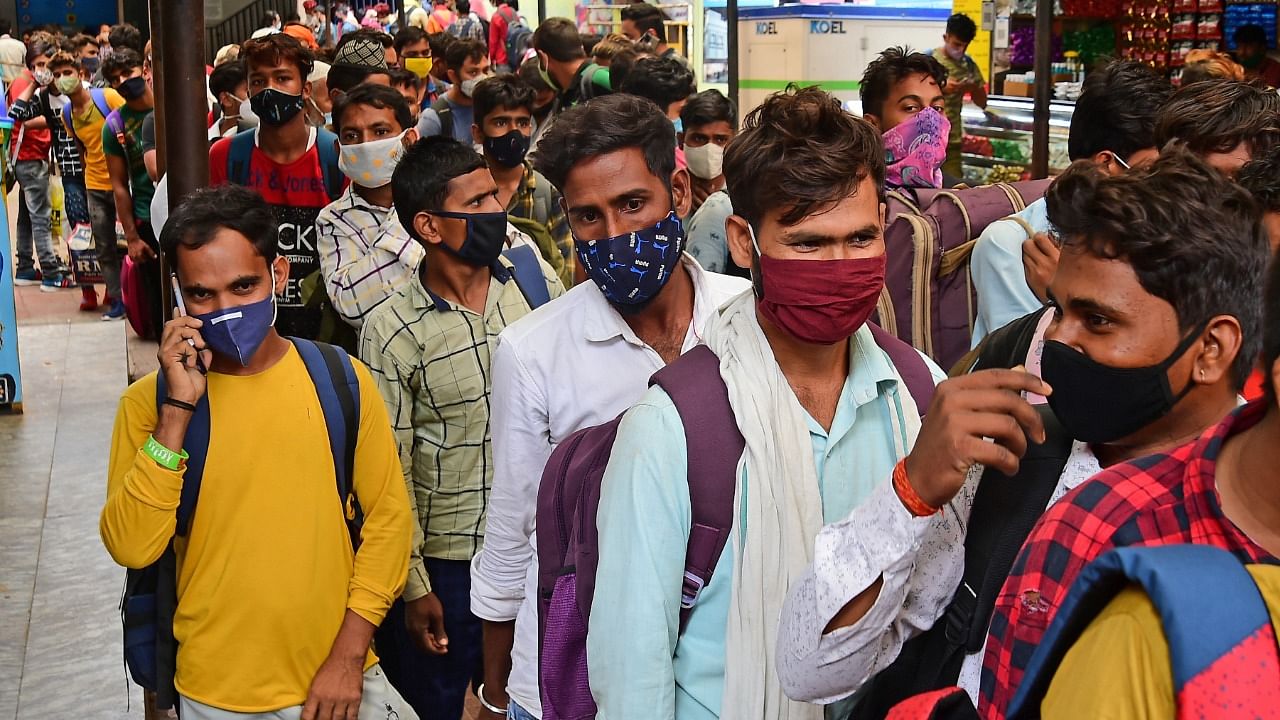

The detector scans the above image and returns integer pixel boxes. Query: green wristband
[143,434,189,471]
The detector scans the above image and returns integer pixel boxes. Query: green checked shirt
[359,254,564,600]
[507,162,575,288]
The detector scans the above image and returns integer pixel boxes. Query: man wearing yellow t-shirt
[56,52,128,320]
[100,185,417,720]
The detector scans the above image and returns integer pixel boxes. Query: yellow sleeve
[99,373,185,569]
[105,88,126,110]
[1042,587,1176,720]
[346,359,415,626]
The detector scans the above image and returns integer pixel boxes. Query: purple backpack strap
[867,322,935,418]
[649,345,746,631]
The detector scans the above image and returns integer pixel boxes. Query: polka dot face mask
[337,131,408,188]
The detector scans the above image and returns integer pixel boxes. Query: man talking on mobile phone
[101,184,417,720]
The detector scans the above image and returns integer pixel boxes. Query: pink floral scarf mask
[882,107,951,189]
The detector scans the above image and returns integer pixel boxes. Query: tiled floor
[0,316,143,719]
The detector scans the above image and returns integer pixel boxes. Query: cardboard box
[1004,80,1033,97]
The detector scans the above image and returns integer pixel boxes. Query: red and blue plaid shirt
[979,400,1277,719]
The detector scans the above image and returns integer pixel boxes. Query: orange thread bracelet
[893,459,941,517]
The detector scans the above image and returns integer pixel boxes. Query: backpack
[430,95,456,140]
[854,309,1072,718]
[500,242,552,309]
[226,126,344,203]
[536,325,938,720]
[61,87,113,138]
[499,6,532,65]
[1008,545,1280,719]
[508,215,569,289]
[121,339,364,707]
[120,255,154,339]
[229,128,346,347]
[577,63,611,104]
[875,180,1051,371]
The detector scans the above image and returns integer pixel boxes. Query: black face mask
[483,129,531,169]
[249,87,305,126]
[431,209,509,267]
[1041,324,1206,444]
[118,76,147,101]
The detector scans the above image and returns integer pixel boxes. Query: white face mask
[460,74,489,98]
[684,143,725,180]
[229,95,259,127]
[338,131,408,188]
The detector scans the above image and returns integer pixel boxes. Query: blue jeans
[507,700,538,720]
[376,558,484,720]
[14,159,61,274]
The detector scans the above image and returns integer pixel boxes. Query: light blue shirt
[586,325,944,719]
[685,190,735,275]
[970,197,1051,347]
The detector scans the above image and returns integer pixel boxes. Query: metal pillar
[727,0,739,112]
[155,0,208,218]
[151,0,207,318]
[1031,0,1052,178]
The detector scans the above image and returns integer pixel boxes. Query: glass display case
[959,96,1076,184]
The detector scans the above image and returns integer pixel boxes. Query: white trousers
[179,665,419,720]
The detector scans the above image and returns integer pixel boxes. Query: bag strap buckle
[680,571,706,610]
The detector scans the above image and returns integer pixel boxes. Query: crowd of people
[10,2,1263,720]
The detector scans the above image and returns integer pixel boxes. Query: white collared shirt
[470,255,749,715]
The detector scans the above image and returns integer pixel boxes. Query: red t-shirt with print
[209,131,341,340]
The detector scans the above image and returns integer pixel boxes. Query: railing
[205,0,300,63]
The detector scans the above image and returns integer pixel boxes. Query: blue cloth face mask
[192,293,277,366]
[574,211,685,307]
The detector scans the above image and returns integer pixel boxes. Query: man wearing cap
[283,22,320,51]
[326,31,394,112]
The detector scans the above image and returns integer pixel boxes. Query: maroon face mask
[752,227,887,345]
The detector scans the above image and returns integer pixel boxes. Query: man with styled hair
[469,93,746,718]
[586,86,1044,719]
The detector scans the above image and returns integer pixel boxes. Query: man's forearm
[481,620,516,705]
[328,609,377,665]
[113,185,138,236]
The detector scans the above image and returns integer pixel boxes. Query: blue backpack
[1008,545,1280,720]
[61,87,116,139]
[120,339,363,709]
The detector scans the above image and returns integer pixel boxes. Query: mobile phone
[171,274,207,374]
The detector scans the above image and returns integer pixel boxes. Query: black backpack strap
[970,307,1053,373]
[953,405,1073,652]
[650,346,746,633]
[430,96,455,140]
[855,406,1072,717]
[291,338,364,548]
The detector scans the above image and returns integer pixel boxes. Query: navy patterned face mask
[574,211,685,307]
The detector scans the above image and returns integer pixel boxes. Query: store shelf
[963,154,1069,173]
[963,153,1028,167]
[965,125,1044,140]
